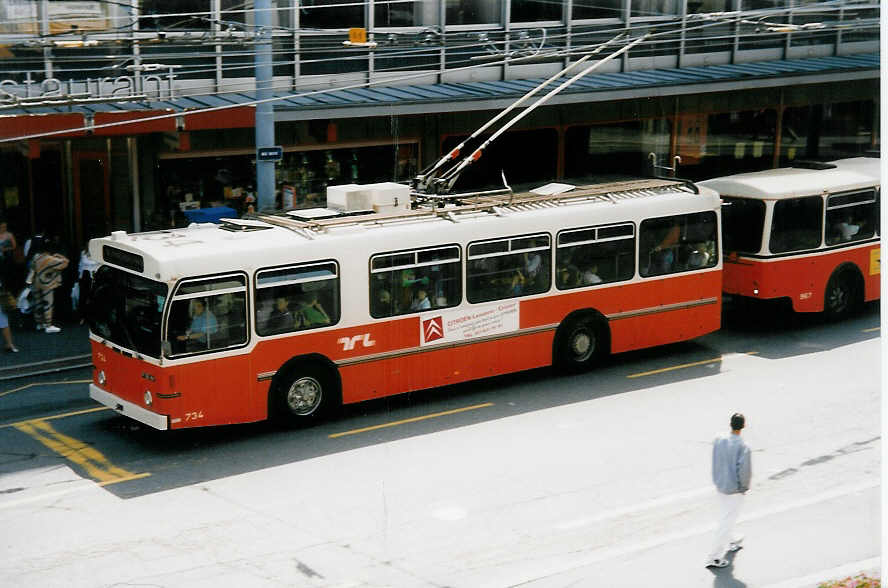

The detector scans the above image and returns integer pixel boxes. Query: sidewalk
[4,315,91,369]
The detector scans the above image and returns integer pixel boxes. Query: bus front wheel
[271,363,338,426]
[555,314,609,370]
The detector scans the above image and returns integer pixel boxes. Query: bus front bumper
[90,384,169,431]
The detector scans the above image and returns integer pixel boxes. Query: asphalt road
[0,301,881,587]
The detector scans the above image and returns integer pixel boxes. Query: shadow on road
[1,297,879,499]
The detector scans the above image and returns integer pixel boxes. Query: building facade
[0,0,879,260]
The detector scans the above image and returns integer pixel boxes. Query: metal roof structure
[0,52,878,138]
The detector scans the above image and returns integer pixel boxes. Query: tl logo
[338,333,376,351]
[423,316,444,343]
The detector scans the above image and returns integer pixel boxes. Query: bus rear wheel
[555,314,609,370]
[271,363,338,426]
[824,270,860,321]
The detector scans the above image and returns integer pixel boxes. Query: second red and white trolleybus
[86,178,722,429]
[701,157,880,319]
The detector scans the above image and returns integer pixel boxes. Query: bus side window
[770,196,823,253]
[370,246,461,318]
[165,274,248,356]
[825,190,877,246]
[640,212,717,277]
[467,234,550,303]
[556,224,635,289]
[255,262,339,336]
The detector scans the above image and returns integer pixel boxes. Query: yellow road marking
[1,378,92,399]
[627,352,759,379]
[862,327,880,333]
[14,418,149,485]
[0,406,109,429]
[330,402,495,439]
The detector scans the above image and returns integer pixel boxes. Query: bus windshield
[721,197,765,254]
[86,265,168,358]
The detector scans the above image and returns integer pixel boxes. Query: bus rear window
[770,196,823,253]
[721,197,765,254]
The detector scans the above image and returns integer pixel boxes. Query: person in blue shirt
[706,413,751,568]
[177,299,218,347]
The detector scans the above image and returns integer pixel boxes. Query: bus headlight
[144,390,153,406]
[98,370,106,386]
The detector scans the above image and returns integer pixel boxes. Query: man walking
[706,412,751,568]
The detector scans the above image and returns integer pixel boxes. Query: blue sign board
[257,146,283,161]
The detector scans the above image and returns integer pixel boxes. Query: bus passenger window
[557,224,635,289]
[640,212,717,277]
[769,196,823,253]
[467,234,551,303]
[255,262,340,336]
[825,190,877,246]
[370,246,461,318]
[166,275,248,356]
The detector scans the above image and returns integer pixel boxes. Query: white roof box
[326,182,411,213]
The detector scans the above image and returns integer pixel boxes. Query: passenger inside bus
[649,220,681,274]
[580,264,603,285]
[409,289,431,311]
[833,213,861,242]
[176,299,219,348]
[266,297,296,333]
[297,292,330,326]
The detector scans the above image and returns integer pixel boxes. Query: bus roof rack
[791,160,838,170]
[243,177,695,239]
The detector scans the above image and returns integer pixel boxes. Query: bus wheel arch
[824,263,864,320]
[553,309,611,370]
[269,354,342,426]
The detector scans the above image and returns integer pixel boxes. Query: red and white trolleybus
[701,157,880,318]
[86,178,723,429]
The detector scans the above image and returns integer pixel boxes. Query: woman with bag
[0,279,19,352]
[29,240,69,334]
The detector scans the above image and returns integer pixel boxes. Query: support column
[255,0,276,211]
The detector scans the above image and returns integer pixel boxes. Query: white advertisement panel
[420,300,519,346]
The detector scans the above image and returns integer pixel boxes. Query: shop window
[140,0,212,30]
[370,246,461,318]
[441,129,557,190]
[301,35,369,75]
[573,0,624,20]
[840,6,880,43]
[376,0,440,27]
[556,223,635,289]
[631,0,679,17]
[446,0,502,25]
[825,190,877,246]
[721,197,766,254]
[639,212,718,277]
[467,234,551,303]
[166,275,248,356]
[511,0,562,22]
[679,110,775,180]
[256,262,340,336]
[566,119,671,179]
[769,196,823,253]
[687,0,731,13]
[780,102,875,164]
[300,0,363,28]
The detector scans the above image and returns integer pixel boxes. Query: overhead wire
[0,1,876,143]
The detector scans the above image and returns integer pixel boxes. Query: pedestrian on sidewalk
[0,279,18,352]
[705,412,751,569]
[28,239,69,334]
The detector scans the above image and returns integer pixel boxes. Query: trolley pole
[254,0,276,211]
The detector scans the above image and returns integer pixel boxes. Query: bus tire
[824,267,862,321]
[270,361,339,426]
[554,313,610,370]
